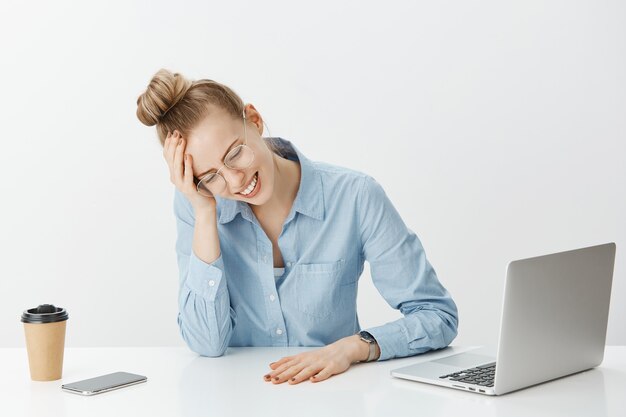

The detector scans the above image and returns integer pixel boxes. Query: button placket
[256,237,286,345]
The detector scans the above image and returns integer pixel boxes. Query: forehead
[185,110,238,155]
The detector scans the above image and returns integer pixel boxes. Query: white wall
[1,0,624,349]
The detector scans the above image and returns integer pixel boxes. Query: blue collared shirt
[174,137,458,360]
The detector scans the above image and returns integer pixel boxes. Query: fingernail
[290,378,295,382]
[178,138,183,145]
[273,377,279,381]
[263,374,270,380]
[269,362,276,366]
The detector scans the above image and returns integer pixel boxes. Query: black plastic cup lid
[21,304,69,324]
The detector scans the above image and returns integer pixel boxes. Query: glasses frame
[195,109,255,198]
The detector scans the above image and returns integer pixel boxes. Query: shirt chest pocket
[293,259,352,320]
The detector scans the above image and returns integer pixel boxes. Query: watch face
[359,331,375,343]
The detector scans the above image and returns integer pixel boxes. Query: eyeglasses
[195,109,255,198]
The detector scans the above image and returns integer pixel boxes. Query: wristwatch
[358,331,379,362]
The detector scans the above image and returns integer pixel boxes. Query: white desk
[2,346,625,417]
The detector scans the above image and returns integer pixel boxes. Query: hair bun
[136,68,192,126]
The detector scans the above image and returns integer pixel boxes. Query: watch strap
[359,331,378,362]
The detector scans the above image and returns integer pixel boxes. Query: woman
[136,69,459,385]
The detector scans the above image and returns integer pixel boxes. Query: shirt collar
[215,137,325,224]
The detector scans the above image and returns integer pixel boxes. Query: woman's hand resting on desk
[263,335,379,384]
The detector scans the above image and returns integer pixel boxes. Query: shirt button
[208,280,215,287]
[263,255,268,263]
[269,294,276,301]
[276,328,283,335]
[287,262,293,267]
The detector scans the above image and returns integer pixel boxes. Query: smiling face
[183,103,275,204]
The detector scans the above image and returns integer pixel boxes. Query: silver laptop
[391,242,616,396]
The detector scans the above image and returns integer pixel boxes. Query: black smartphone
[61,371,147,396]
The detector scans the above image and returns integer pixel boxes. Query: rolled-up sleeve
[357,175,459,361]
[174,189,235,357]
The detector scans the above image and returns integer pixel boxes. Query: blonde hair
[136,69,275,151]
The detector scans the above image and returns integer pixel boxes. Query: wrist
[194,206,217,220]
[345,334,376,363]
[341,335,369,364]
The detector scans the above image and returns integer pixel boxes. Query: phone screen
[61,371,147,395]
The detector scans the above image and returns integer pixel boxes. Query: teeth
[239,172,258,196]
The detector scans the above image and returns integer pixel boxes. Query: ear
[244,103,263,132]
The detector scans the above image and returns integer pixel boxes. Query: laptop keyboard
[439,362,496,387]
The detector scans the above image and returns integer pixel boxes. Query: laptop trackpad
[433,352,495,368]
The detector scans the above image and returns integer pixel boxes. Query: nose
[222,167,247,191]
